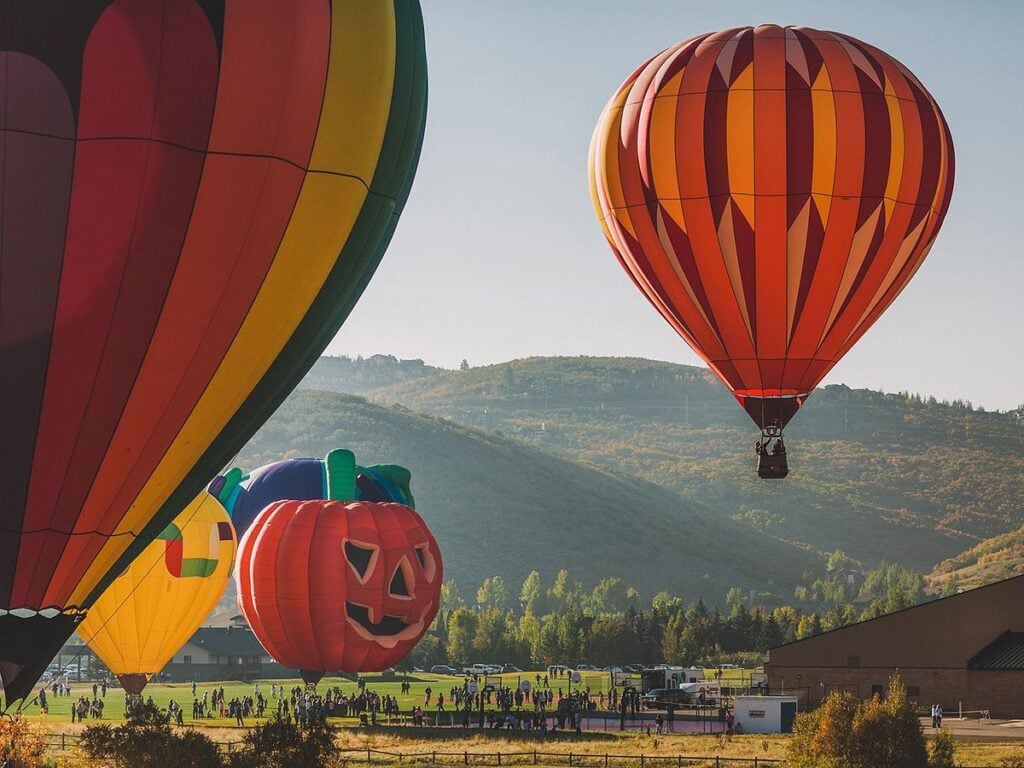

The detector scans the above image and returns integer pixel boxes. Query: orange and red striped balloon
[590,25,954,429]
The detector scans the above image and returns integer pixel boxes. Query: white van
[464,664,490,676]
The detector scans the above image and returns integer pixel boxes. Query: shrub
[788,674,929,768]
[928,728,956,768]
[226,716,338,768]
[0,715,48,768]
[80,702,222,768]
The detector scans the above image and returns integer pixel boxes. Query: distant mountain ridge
[231,388,819,603]
[300,355,1024,573]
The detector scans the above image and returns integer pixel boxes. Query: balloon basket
[756,427,789,479]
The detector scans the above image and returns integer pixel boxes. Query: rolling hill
[300,355,1024,572]
[230,388,820,603]
[928,525,1024,592]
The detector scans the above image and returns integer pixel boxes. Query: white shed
[733,695,799,734]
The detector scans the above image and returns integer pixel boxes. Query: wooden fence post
[368,748,372,764]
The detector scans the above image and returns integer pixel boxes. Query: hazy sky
[326,0,1024,412]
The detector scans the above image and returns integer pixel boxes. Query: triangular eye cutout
[344,541,377,583]
[415,544,437,582]
[390,565,410,597]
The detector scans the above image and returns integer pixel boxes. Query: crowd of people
[30,672,740,737]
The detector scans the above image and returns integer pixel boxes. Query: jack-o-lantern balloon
[235,450,441,682]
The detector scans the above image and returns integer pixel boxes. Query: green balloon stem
[325,449,357,502]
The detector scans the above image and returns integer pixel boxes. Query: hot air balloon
[589,25,954,478]
[76,492,236,695]
[235,450,441,683]
[0,0,426,708]
[213,449,415,536]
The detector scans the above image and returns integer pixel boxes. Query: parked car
[430,665,458,675]
[464,664,491,676]
[641,688,690,709]
[576,664,599,671]
[502,664,522,673]
[547,664,573,676]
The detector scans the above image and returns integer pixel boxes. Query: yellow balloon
[77,493,236,694]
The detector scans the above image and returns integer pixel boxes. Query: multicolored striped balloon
[0,0,426,706]
[590,25,954,429]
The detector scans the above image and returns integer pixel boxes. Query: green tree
[440,579,465,615]
[405,633,444,670]
[661,611,687,665]
[795,612,822,639]
[725,586,746,612]
[589,577,629,614]
[520,571,544,614]
[476,576,510,612]
[446,608,480,666]
[548,569,581,610]
[518,610,542,662]
[651,591,683,620]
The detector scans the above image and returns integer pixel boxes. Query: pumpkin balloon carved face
[236,499,442,679]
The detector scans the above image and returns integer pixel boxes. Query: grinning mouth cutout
[345,602,430,649]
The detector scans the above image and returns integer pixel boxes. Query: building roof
[969,631,1024,670]
[186,627,268,657]
[768,574,1024,671]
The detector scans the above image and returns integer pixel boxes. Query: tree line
[405,556,931,669]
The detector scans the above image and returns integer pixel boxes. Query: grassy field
[19,672,1024,766]
[22,668,762,727]
[19,672,618,729]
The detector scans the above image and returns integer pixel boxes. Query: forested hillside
[302,355,1024,572]
[928,525,1024,592]
[231,389,820,603]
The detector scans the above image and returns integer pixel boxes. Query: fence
[338,749,782,767]
[34,731,1017,767]
[36,732,777,765]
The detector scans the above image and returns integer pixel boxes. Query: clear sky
[326,0,1024,412]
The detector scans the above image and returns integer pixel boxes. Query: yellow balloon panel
[77,493,236,686]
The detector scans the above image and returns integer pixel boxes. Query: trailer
[641,666,703,691]
[733,695,799,734]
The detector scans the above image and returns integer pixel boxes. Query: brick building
[766,575,1024,717]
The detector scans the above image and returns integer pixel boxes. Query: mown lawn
[18,672,615,729]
